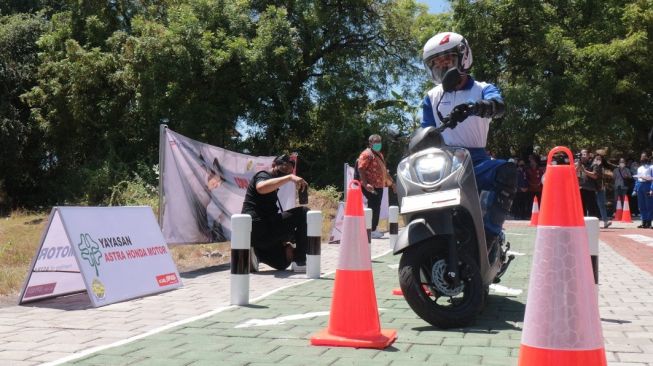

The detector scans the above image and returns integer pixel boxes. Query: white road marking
[507,250,526,256]
[235,311,330,328]
[620,234,653,248]
[489,284,523,296]
[388,264,399,269]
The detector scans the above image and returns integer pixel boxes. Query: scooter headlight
[398,158,411,181]
[414,153,446,185]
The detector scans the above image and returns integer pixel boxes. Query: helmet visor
[425,53,459,84]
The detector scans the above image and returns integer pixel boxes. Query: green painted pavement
[66,224,535,366]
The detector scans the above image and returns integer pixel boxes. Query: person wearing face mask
[241,154,309,272]
[512,159,530,220]
[525,155,544,207]
[357,134,396,239]
[420,32,515,248]
[576,149,601,219]
[632,152,653,228]
[592,154,611,229]
[613,157,632,206]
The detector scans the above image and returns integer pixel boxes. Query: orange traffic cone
[311,180,397,349]
[529,196,539,226]
[518,146,606,366]
[392,286,432,297]
[614,196,623,221]
[621,195,633,223]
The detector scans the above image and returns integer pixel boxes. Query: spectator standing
[633,152,653,228]
[592,155,611,228]
[525,155,543,206]
[512,159,530,220]
[613,157,632,204]
[576,149,600,219]
[357,134,396,239]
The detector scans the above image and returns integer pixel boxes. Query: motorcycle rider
[420,32,516,254]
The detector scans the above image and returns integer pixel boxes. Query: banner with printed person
[160,128,295,244]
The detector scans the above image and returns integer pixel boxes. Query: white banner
[328,202,345,244]
[19,207,182,307]
[160,128,295,244]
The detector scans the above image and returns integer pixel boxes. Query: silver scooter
[393,104,514,328]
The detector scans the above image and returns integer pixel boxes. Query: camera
[298,186,308,205]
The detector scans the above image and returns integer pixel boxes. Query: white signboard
[19,206,182,307]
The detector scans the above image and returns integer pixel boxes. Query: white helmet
[422,32,473,84]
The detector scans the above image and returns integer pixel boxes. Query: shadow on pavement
[601,318,631,324]
[411,294,525,333]
[20,291,93,310]
[180,262,230,278]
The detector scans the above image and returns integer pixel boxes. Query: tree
[452,0,653,158]
[18,0,429,204]
[0,13,48,207]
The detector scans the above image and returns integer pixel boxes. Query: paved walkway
[0,221,652,366]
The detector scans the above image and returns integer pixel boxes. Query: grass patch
[0,210,48,296]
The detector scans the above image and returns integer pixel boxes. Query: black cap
[273,154,295,166]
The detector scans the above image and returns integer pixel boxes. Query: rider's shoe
[291,261,306,273]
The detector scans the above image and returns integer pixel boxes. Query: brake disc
[431,259,465,297]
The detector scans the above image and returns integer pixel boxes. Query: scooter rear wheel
[399,242,483,328]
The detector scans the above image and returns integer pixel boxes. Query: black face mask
[442,67,462,92]
[270,166,288,178]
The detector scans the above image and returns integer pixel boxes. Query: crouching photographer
[241,154,309,273]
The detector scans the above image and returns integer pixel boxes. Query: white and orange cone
[519,146,606,366]
[310,180,397,349]
[529,195,540,226]
[621,196,633,223]
[614,197,623,221]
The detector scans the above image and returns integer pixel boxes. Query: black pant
[626,180,639,215]
[513,190,530,219]
[362,187,384,231]
[251,206,308,270]
[580,189,600,219]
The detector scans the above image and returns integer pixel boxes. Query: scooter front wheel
[399,242,483,328]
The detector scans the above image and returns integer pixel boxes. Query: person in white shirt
[633,152,653,228]
[420,31,514,248]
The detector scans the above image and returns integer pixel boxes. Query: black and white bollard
[389,206,399,250]
[584,216,600,286]
[231,214,251,305]
[364,208,372,244]
[306,210,322,279]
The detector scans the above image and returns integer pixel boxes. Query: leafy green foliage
[0,13,48,207]
[3,0,653,209]
[452,0,653,157]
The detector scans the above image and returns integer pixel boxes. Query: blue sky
[420,0,451,13]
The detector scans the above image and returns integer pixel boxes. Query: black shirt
[241,171,280,221]
[579,160,599,191]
